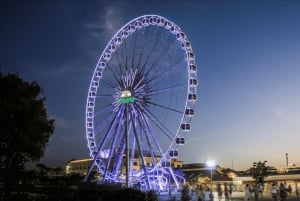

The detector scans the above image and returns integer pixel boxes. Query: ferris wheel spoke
[148,55,186,86]
[124,40,129,72]
[113,47,125,76]
[146,101,183,114]
[131,30,141,67]
[95,94,114,98]
[94,103,113,118]
[134,53,145,72]
[135,28,149,70]
[94,112,115,136]
[135,29,165,76]
[132,28,149,73]
[100,77,118,89]
[146,37,178,76]
[143,107,174,141]
[112,132,126,177]
[94,104,114,130]
[129,109,151,188]
[95,111,122,152]
[131,103,164,168]
[102,121,122,180]
[144,28,163,59]
[137,107,165,160]
[135,109,162,162]
[148,84,187,96]
[100,110,127,181]
[137,25,159,56]
[88,110,122,175]
[104,115,128,180]
[105,62,123,87]
[142,38,174,78]
[131,54,136,71]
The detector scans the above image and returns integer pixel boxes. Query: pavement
[159,191,300,201]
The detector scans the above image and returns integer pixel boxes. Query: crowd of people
[181,182,299,201]
[244,182,299,201]
[183,183,233,201]
[269,182,299,201]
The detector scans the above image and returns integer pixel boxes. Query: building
[181,163,239,189]
[181,162,300,193]
[65,157,183,176]
[233,165,300,191]
[65,158,96,175]
[65,157,300,193]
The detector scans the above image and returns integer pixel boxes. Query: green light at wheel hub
[119,90,135,103]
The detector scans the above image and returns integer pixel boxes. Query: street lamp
[206,159,216,201]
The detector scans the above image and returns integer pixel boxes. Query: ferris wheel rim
[85,14,197,187]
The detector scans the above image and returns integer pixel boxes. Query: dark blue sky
[1,0,300,170]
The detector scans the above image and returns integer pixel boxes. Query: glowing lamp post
[206,159,216,201]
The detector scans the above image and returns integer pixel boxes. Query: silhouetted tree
[0,72,55,200]
[249,161,270,183]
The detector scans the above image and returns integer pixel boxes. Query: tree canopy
[0,71,55,199]
[249,160,270,183]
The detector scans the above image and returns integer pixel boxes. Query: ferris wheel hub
[120,90,132,98]
[119,90,135,103]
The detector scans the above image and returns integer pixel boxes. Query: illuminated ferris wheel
[84,14,197,191]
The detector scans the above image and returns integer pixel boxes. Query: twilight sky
[1,0,300,171]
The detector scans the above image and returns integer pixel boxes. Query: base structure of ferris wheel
[96,159,185,192]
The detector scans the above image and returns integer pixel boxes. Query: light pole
[206,159,216,201]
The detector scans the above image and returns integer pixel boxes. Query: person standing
[271,183,279,201]
[253,184,260,201]
[295,183,299,199]
[228,185,233,200]
[279,183,288,201]
[259,183,263,197]
[224,183,229,200]
[217,184,222,201]
[196,184,204,201]
[204,187,212,201]
[181,184,191,201]
[244,184,251,201]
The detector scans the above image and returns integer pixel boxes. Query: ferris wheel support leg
[125,103,130,188]
[83,158,97,182]
[168,167,180,190]
[130,109,151,190]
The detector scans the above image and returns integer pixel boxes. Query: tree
[249,160,270,184]
[0,72,55,200]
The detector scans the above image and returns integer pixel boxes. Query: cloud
[86,5,123,40]
[79,2,125,59]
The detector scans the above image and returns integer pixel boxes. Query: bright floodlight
[206,159,216,168]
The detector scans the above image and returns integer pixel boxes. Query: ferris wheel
[84,14,197,191]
